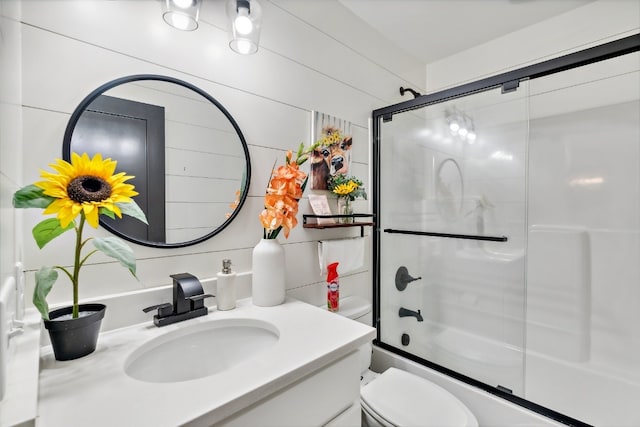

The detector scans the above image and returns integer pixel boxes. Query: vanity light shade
[163,0,201,31]
[226,0,263,55]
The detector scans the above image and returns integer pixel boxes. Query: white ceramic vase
[252,238,286,306]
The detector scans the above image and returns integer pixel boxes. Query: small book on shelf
[308,194,336,225]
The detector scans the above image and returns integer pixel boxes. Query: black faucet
[143,273,214,327]
[399,307,423,322]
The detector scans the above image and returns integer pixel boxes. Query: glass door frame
[371,34,639,427]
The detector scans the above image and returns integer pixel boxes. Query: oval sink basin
[124,318,279,383]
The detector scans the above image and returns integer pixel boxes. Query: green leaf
[32,218,74,249]
[34,266,58,320]
[301,176,309,193]
[117,201,148,225]
[99,207,116,220]
[92,237,138,277]
[13,184,54,209]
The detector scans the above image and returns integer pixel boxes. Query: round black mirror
[62,75,251,248]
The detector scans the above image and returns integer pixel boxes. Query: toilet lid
[320,295,371,320]
[360,368,478,427]
[337,296,371,319]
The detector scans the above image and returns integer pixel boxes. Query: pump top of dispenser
[222,259,232,274]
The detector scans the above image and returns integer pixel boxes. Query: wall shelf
[303,214,375,237]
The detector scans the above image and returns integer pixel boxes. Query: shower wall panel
[526,52,640,426]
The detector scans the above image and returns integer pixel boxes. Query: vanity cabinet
[209,351,360,427]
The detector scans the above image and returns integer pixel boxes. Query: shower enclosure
[372,35,639,426]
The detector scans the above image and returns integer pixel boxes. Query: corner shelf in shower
[303,214,375,237]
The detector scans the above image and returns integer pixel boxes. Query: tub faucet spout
[399,307,423,322]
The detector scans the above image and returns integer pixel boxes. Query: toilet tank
[321,295,372,374]
[335,295,372,326]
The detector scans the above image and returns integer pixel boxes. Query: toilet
[324,296,478,427]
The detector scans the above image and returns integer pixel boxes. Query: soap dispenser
[217,259,236,310]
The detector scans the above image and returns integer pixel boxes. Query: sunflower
[318,126,345,147]
[332,181,359,197]
[35,152,138,228]
[13,152,146,321]
[327,173,367,201]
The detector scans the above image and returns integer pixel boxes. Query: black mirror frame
[62,74,252,248]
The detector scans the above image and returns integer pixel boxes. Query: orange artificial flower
[260,145,317,240]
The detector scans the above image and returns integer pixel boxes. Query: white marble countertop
[37,297,375,426]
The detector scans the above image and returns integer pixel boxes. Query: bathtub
[370,345,566,427]
[372,337,640,427]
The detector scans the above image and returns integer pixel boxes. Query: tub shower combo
[372,35,639,426]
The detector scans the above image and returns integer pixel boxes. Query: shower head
[399,86,421,98]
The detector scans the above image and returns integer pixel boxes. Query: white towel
[318,237,365,275]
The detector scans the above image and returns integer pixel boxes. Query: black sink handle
[142,302,173,317]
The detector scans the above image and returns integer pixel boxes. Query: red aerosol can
[327,262,340,312]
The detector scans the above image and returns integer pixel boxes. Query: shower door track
[371,33,639,427]
[373,34,639,120]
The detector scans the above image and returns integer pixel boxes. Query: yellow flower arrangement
[13,152,147,319]
[328,174,367,201]
[259,142,318,239]
[332,181,360,197]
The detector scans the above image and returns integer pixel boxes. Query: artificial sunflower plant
[13,152,148,320]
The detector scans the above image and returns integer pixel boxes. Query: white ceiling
[338,0,594,64]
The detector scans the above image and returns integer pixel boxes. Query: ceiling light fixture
[226,0,262,55]
[163,0,201,31]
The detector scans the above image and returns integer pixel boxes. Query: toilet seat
[360,368,478,427]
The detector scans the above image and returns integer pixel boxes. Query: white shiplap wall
[0,1,22,306]
[15,0,425,311]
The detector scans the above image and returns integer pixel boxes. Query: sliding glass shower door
[377,83,529,394]
[374,37,640,426]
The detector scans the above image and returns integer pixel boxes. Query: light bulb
[234,7,253,35]
[236,39,253,54]
[167,12,191,30]
[467,132,477,142]
[449,122,460,133]
[458,128,468,138]
[172,0,193,8]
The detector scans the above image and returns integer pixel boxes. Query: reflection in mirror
[63,75,251,248]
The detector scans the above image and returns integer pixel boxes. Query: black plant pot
[44,303,106,361]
